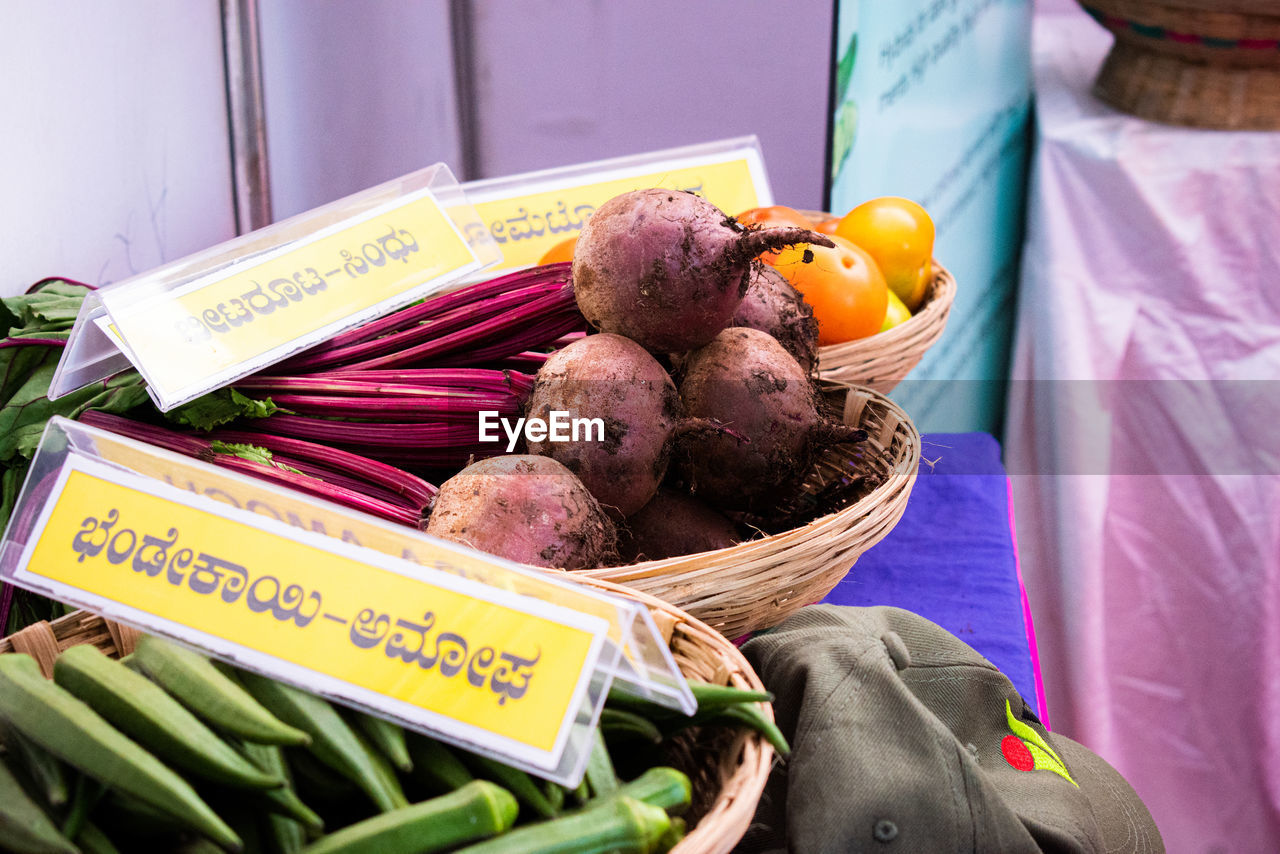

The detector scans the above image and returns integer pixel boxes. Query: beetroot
[523,333,682,518]
[425,454,616,569]
[731,265,819,374]
[620,489,740,562]
[571,189,832,353]
[675,327,863,510]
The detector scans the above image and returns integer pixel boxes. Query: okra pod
[237,671,404,813]
[298,780,517,854]
[0,653,241,851]
[129,636,310,747]
[54,645,284,790]
[0,754,79,854]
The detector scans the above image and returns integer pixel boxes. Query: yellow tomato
[768,235,888,344]
[538,236,577,265]
[835,197,934,312]
[880,288,912,332]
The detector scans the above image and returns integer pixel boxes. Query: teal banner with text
[828,0,1032,434]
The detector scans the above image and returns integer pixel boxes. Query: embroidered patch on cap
[1001,699,1078,787]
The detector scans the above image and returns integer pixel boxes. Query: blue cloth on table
[819,432,1037,709]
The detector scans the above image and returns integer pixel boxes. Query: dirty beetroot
[676,327,864,511]
[523,333,683,519]
[571,188,833,353]
[730,265,820,374]
[619,489,741,562]
[424,454,618,569]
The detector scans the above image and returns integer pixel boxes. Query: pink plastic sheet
[1005,11,1280,852]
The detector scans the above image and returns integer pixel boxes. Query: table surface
[819,431,1042,720]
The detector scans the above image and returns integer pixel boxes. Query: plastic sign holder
[0,418,694,786]
[48,163,502,412]
[460,136,774,273]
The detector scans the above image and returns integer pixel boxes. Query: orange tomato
[734,205,817,230]
[812,217,840,236]
[735,206,819,265]
[538,236,577,265]
[834,197,934,311]
[768,235,888,344]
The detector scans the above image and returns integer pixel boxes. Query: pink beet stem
[308,262,572,352]
[209,428,438,506]
[280,280,563,372]
[339,286,579,371]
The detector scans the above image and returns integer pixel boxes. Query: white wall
[1,2,836,298]
[0,2,235,297]
[259,0,465,220]
[465,0,833,210]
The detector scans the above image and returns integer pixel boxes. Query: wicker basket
[577,382,920,640]
[0,583,774,854]
[1080,0,1280,129]
[798,210,956,393]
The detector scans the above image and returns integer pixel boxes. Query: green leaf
[835,33,858,104]
[0,337,64,407]
[0,298,20,340]
[1005,700,1077,787]
[1,279,92,335]
[208,440,304,475]
[0,367,150,463]
[164,388,282,432]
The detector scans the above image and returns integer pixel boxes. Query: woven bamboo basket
[0,580,774,854]
[798,210,956,393]
[1079,0,1280,129]
[578,381,920,640]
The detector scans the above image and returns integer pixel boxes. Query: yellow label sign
[467,157,764,270]
[105,188,479,406]
[86,431,627,648]
[20,462,604,758]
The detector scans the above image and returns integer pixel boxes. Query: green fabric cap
[738,605,1163,853]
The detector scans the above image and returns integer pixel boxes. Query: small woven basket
[1,584,774,854]
[798,210,956,393]
[578,382,920,640]
[1080,0,1280,128]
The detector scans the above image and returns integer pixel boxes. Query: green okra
[128,636,310,747]
[346,711,412,774]
[263,811,310,854]
[232,740,325,834]
[599,707,663,744]
[584,728,618,798]
[453,795,670,854]
[0,754,79,854]
[0,653,241,851]
[0,718,70,809]
[53,644,284,790]
[351,726,410,810]
[298,780,517,854]
[74,821,123,854]
[466,753,559,820]
[404,733,473,794]
[236,671,404,813]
